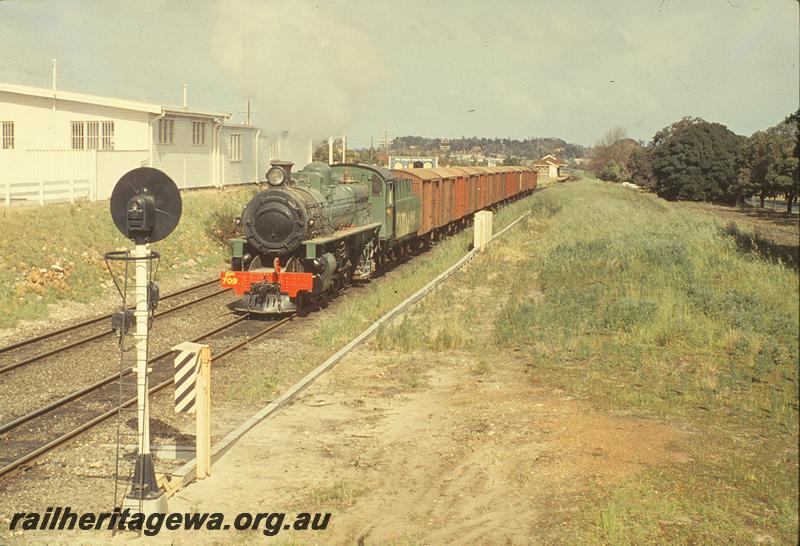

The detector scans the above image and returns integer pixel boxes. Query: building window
[102,121,115,150]
[192,121,206,145]
[86,121,99,149]
[70,121,115,150]
[1,122,13,150]
[158,119,174,144]
[71,122,85,149]
[229,134,241,161]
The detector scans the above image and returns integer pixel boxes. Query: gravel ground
[0,284,234,423]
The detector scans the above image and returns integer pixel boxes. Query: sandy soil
[124,343,690,545]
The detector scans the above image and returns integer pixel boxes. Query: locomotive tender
[221,160,536,314]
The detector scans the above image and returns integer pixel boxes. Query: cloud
[213,0,390,139]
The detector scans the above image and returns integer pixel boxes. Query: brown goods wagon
[481,166,499,203]
[507,166,524,195]
[452,167,486,211]
[451,167,480,214]
[429,168,467,222]
[486,167,506,203]
[529,168,538,191]
[496,166,513,200]
[472,166,492,208]
[519,166,532,192]
[392,169,440,235]
[494,166,515,200]
[517,166,530,192]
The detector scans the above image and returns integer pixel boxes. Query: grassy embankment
[373,177,799,544]
[0,187,257,328]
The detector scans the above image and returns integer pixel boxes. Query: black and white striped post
[172,342,211,479]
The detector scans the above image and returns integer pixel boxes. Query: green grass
[370,176,798,544]
[0,187,257,328]
[313,195,538,350]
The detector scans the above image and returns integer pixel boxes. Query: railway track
[0,279,228,375]
[0,313,295,481]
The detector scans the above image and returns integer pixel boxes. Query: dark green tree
[738,131,783,207]
[650,117,744,203]
[771,109,800,213]
[628,145,653,188]
[734,110,799,211]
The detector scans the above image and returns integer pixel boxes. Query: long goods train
[220,160,537,314]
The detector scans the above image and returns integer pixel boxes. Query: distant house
[390,156,438,169]
[533,154,568,179]
[0,81,262,204]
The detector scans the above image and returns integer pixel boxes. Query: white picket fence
[0,149,149,206]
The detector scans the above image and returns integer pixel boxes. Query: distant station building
[0,81,261,204]
[533,154,567,179]
[390,156,438,169]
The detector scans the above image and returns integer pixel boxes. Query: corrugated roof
[391,168,441,181]
[0,81,231,119]
[428,168,465,179]
[451,167,486,175]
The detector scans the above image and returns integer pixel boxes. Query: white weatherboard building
[0,82,263,205]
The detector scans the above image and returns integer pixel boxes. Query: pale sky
[1,0,797,148]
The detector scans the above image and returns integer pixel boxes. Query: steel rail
[0,287,229,375]
[0,315,249,436]
[0,314,293,480]
[0,279,219,354]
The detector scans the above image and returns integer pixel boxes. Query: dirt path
[158,341,689,545]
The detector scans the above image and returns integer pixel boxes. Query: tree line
[589,111,800,213]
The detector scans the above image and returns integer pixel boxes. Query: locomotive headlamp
[266,160,294,187]
[266,166,286,186]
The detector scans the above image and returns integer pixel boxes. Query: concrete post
[474,210,494,252]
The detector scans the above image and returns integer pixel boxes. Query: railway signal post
[106,167,182,515]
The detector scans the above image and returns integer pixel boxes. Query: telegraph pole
[51,59,57,110]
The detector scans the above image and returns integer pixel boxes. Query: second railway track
[0,278,229,375]
[0,313,295,481]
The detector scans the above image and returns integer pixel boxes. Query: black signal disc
[110,167,182,243]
